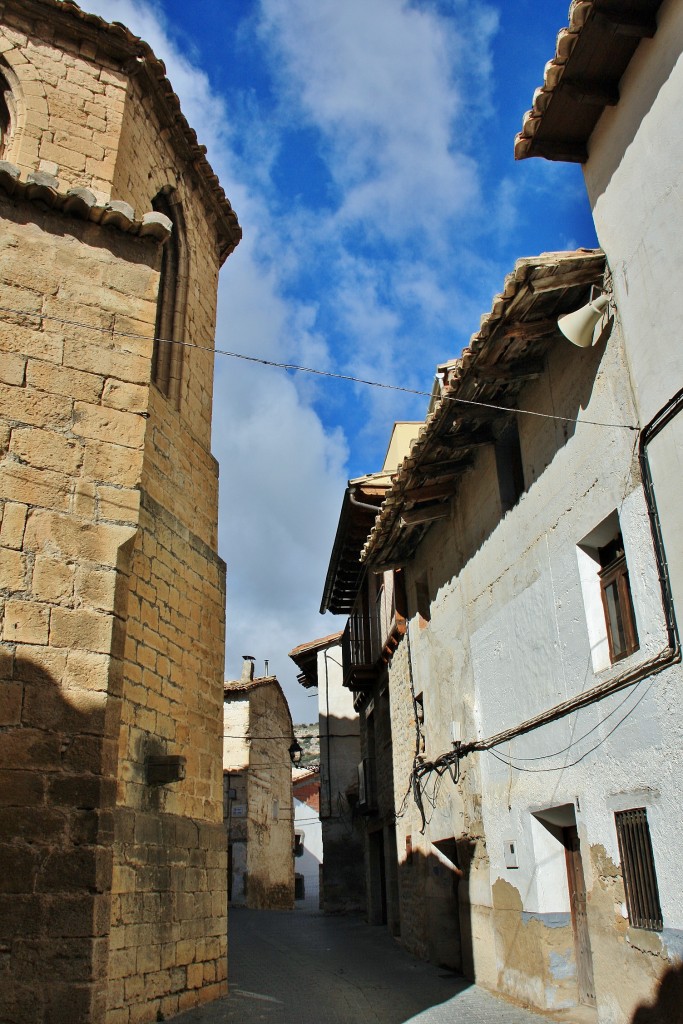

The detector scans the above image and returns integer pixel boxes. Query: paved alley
[171,905,566,1024]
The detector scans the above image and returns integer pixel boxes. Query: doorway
[533,804,596,1008]
[563,825,597,1007]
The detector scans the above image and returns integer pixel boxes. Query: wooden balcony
[341,569,407,691]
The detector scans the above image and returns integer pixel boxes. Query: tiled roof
[288,633,343,659]
[361,249,606,566]
[320,472,393,615]
[515,0,664,162]
[0,162,173,240]
[289,632,344,689]
[224,675,278,694]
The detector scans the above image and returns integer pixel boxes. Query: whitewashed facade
[361,246,682,1021]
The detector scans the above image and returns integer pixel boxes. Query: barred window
[615,808,662,931]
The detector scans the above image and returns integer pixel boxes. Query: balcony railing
[341,570,407,691]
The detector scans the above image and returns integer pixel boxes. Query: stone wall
[0,195,154,1024]
[0,4,236,1021]
[245,682,294,911]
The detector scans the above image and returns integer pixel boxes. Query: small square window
[615,808,662,931]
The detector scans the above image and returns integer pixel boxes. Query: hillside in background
[294,722,320,767]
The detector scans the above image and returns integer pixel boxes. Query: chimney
[241,655,255,682]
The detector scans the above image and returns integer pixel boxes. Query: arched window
[0,72,16,159]
[151,189,187,404]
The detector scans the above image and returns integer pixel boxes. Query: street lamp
[289,739,303,766]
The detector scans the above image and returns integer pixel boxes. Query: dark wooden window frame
[599,553,639,663]
[615,808,663,931]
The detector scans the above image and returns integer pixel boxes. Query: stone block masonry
[0,2,240,1021]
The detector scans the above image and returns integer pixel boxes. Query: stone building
[289,632,366,914]
[0,2,240,1021]
[223,661,295,910]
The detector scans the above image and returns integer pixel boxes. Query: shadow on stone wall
[393,846,468,974]
[630,960,683,1024]
[0,652,116,1024]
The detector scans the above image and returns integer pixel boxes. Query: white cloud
[80,0,351,720]
[257,0,498,241]
[76,0,518,721]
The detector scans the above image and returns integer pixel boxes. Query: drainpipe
[638,386,683,655]
[349,487,385,514]
[322,649,334,816]
[458,389,682,757]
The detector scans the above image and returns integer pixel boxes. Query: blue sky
[86,0,597,721]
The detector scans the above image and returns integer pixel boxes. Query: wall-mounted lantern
[289,740,303,765]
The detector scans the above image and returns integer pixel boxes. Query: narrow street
[172,904,559,1024]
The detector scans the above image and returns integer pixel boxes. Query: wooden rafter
[400,504,450,528]
[561,77,620,107]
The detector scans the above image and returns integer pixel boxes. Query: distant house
[292,765,322,906]
[223,660,295,910]
[290,631,366,914]
[310,425,418,925]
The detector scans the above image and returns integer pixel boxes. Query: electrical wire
[0,304,639,432]
[488,677,641,762]
[486,679,652,773]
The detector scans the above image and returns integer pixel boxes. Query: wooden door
[564,826,596,1006]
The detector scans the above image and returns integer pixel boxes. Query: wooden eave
[515,0,665,162]
[361,249,607,568]
[320,476,390,615]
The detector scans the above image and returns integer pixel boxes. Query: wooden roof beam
[416,456,474,480]
[473,358,544,383]
[530,268,600,293]
[495,319,559,341]
[594,7,658,39]
[400,504,450,528]
[561,77,620,107]
[450,401,514,423]
[403,481,459,504]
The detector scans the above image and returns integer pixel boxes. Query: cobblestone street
[172,905,571,1024]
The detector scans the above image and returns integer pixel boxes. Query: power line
[0,305,638,431]
[486,680,652,774]
[488,679,640,763]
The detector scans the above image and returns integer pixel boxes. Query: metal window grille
[615,808,663,931]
